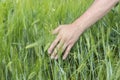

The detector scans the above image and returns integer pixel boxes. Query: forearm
[72,0,119,32]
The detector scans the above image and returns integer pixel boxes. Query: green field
[0,0,120,80]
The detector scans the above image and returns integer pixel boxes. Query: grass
[0,0,120,80]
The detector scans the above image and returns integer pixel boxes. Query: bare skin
[48,0,119,60]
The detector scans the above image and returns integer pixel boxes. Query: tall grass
[0,0,120,80]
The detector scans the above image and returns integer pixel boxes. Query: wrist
[71,21,86,36]
[72,20,87,32]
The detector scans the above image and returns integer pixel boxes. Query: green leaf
[28,72,36,80]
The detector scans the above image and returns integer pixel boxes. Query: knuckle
[53,41,57,45]
[52,42,57,47]
[66,48,70,52]
[62,38,67,43]
[68,40,74,45]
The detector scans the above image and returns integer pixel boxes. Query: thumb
[52,26,62,34]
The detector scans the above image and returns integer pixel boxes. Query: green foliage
[0,0,120,80]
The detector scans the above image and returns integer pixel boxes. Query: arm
[48,0,119,60]
[73,0,119,32]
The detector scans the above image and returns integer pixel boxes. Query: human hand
[48,24,83,60]
[48,0,118,60]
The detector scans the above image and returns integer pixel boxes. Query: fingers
[63,44,73,60]
[55,44,73,60]
[51,49,57,59]
[48,25,74,60]
[54,43,68,60]
[49,38,73,60]
[48,26,62,55]
[50,41,63,59]
[55,55,58,60]
[48,36,61,54]
[53,26,62,35]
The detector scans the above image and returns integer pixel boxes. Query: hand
[48,24,83,60]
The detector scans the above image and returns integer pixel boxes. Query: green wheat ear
[0,0,120,80]
[44,43,51,52]
[25,40,42,49]
[25,42,39,49]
